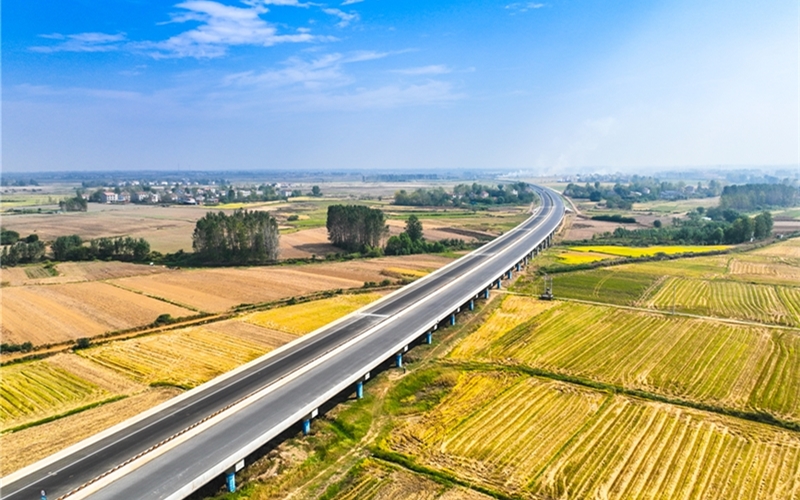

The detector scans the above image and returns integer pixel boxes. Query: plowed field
[0,282,195,346]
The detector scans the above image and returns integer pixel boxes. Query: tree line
[580,208,773,246]
[192,209,280,264]
[719,184,798,211]
[384,215,467,255]
[326,205,388,252]
[393,182,535,207]
[0,233,151,266]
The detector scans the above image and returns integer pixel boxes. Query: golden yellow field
[0,282,196,346]
[327,458,492,500]
[570,245,729,258]
[244,293,384,335]
[555,250,613,265]
[754,236,800,259]
[646,277,800,326]
[0,360,108,431]
[0,387,180,475]
[78,326,277,388]
[389,370,800,500]
[451,298,800,422]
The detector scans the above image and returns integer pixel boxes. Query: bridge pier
[425,331,432,344]
[450,313,456,326]
[484,288,490,299]
[356,381,364,399]
[469,299,475,311]
[507,270,513,279]
[302,419,311,436]
[496,278,502,289]
[516,262,521,272]
[395,352,403,368]
[225,460,244,492]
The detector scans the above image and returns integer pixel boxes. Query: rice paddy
[388,369,800,500]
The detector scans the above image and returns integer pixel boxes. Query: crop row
[0,361,106,429]
[451,299,799,423]
[647,277,800,326]
[390,370,800,500]
[79,327,267,388]
[244,292,382,335]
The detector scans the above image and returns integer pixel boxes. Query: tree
[405,215,424,242]
[311,185,322,197]
[52,235,84,260]
[1,229,20,245]
[326,205,388,252]
[192,210,280,264]
[653,219,662,228]
[753,211,773,239]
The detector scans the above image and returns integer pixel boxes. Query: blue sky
[2,0,797,172]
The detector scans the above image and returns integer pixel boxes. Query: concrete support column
[450,313,456,326]
[356,381,364,399]
[484,288,490,299]
[496,278,502,289]
[302,419,311,436]
[426,331,432,344]
[395,352,403,368]
[516,262,521,272]
[469,299,475,311]
[507,270,513,279]
[226,460,244,492]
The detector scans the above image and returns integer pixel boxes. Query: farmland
[387,369,800,500]
[78,326,284,388]
[110,255,447,313]
[0,360,108,431]
[646,277,800,326]
[0,281,196,346]
[244,292,384,335]
[569,244,729,258]
[0,254,450,351]
[450,298,800,423]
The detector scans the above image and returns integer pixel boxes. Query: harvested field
[78,326,281,388]
[452,299,800,422]
[0,360,107,431]
[203,320,298,350]
[647,277,800,326]
[1,261,168,287]
[0,387,180,475]
[327,458,491,500]
[534,396,800,500]
[110,255,451,313]
[112,267,362,313]
[279,227,340,259]
[754,237,800,259]
[450,296,556,359]
[390,370,800,500]
[244,293,384,335]
[0,282,195,346]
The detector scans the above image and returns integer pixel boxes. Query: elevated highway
[1,185,564,500]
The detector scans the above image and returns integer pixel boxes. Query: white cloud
[505,2,545,13]
[225,50,388,89]
[341,0,364,4]
[140,1,318,58]
[392,65,451,75]
[31,32,127,53]
[322,8,360,28]
[32,1,320,59]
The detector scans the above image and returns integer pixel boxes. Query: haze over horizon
[2,0,798,173]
